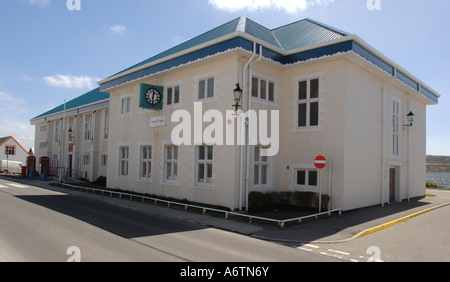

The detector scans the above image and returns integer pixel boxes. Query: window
[392,100,400,156]
[84,114,93,141]
[164,145,178,182]
[140,146,152,179]
[40,125,47,132]
[254,146,269,185]
[55,120,60,144]
[298,78,320,128]
[121,97,131,115]
[196,145,213,185]
[104,110,109,140]
[68,117,74,143]
[52,154,58,168]
[119,146,129,177]
[101,155,108,168]
[198,77,214,100]
[252,76,275,102]
[167,85,180,106]
[296,169,318,188]
[5,146,15,156]
[82,154,90,166]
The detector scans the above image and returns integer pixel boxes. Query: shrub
[249,191,330,213]
[93,176,107,187]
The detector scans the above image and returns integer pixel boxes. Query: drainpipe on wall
[239,42,257,211]
[245,44,263,212]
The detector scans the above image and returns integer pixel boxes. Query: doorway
[68,154,73,178]
[389,167,400,203]
[389,168,395,202]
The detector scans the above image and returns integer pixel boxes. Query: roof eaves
[352,35,441,102]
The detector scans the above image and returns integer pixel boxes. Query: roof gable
[272,18,348,50]
[0,136,30,156]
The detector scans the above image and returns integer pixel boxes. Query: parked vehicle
[0,160,24,175]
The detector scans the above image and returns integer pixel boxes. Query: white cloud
[44,74,101,90]
[0,91,25,104]
[28,0,51,8]
[208,0,334,14]
[110,25,127,33]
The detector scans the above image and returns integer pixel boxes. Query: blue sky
[0,0,448,155]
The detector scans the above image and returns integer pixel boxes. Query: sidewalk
[7,176,450,244]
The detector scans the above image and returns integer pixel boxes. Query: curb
[253,202,450,245]
[351,202,450,239]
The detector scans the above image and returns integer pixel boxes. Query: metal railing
[52,182,342,228]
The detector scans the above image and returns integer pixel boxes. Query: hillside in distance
[427,155,450,172]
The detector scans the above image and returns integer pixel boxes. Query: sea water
[426,172,450,188]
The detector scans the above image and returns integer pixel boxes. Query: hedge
[248,191,330,213]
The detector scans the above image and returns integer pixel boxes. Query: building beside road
[0,136,30,165]
[30,17,441,211]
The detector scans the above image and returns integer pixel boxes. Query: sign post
[314,155,327,213]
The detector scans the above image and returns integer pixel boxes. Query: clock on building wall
[140,84,164,110]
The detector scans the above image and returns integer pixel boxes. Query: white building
[31,17,440,211]
[0,136,30,164]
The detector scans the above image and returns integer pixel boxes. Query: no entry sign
[314,155,327,170]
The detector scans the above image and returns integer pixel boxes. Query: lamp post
[232,83,243,112]
[404,111,415,128]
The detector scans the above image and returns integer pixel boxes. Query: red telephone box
[40,156,50,181]
[26,156,36,179]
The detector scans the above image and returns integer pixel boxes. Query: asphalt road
[0,178,338,262]
[290,190,450,262]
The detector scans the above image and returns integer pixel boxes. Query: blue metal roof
[104,17,348,81]
[98,17,439,104]
[31,87,109,120]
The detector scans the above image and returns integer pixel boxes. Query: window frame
[163,144,179,184]
[252,145,271,188]
[120,96,131,116]
[166,84,181,107]
[251,75,276,104]
[118,146,130,178]
[104,110,109,140]
[295,168,319,189]
[82,154,91,167]
[392,99,401,158]
[139,145,153,181]
[297,78,320,128]
[5,145,16,156]
[84,113,93,141]
[196,74,217,102]
[54,120,60,144]
[195,145,214,187]
[292,73,324,133]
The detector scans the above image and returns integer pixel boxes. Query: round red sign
[314,155,327,170]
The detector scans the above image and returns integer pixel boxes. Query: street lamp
[232,83,243,112]
[404,111,415,128]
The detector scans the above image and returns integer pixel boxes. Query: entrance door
[68,155,73,178]
[389,168,396,203]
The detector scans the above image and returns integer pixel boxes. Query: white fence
[53,182,342,228]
